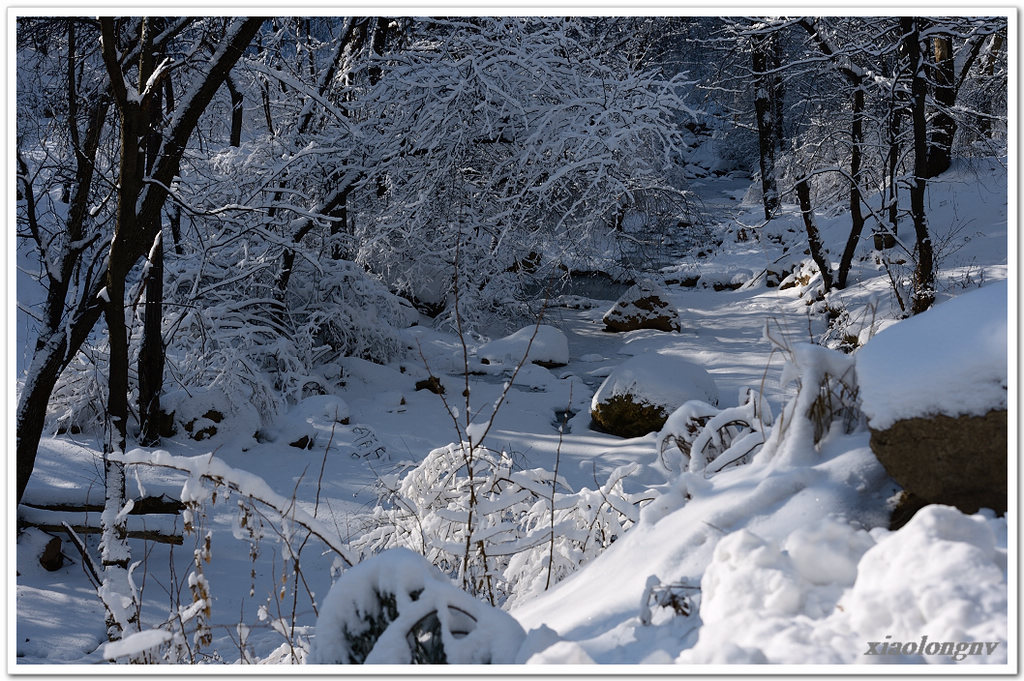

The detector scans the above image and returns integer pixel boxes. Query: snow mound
[856,281,1007,430]
[682,505,1007,664]
[255,394,350,448]
[477,324,569,367]
[162,387,260,445]
[308,548,525,664]
[592,352,719,415]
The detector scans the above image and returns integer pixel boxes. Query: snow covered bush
[658,388,773,475]
[353,443,648,609]
[758,328,863,467]
[159,244,408,428]
[309,548,526,664]
[347,17,694,330]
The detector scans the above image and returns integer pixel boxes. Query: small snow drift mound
[682,505,1007,664]
[591,353,719,438]
[856,281,1008,517]
[162,387,259,444]
[477,324,569,368]
[309,548,525,664]
[602,281,682,333]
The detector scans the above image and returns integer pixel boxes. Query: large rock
[591,352,718,438]
[870,410,1007,516]
[603,281,681,333]
[856,281,1008,518]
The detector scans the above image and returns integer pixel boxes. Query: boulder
[591,352,718,438]
[602,281,681,333]
[870,410,1007,517]
[856,281,1008,519]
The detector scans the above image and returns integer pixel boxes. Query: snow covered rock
[308,548,525,664]
[602,281,681,333]
[162,387,259,444]
[856,281,1007,430]
[477,324,569,368]
[856,281,1008,517]
[591,353,719,438]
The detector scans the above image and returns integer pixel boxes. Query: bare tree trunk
[885,100,902,235]
[139,33,168,447]
[901,17,936,314]
[978,33,1004,139]
[99,14,149,641]
[17,298,104,503]
[751,33,780,220]
[837,82,865,288]
[796,179,833,293]
[138,232,165,446]
[926,31,955,177]
[226,75,244,147]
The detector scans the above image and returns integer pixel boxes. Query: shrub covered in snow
[658,388,773,474]
[353,443,646,609]
[591,352,719,438]
[309,548,526,664]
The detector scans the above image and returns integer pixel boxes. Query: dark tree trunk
[751,33,780,220]
[886,101,902,234]
[837,82,865,289]
[138,234,165,446]
[768,32,786,152]
[796,179,833,293]
[901,17,936,314]
[226,75,244,147]
[99,15,146,639]
[926,32,956,177]
[978,33,1004,139]
[16,298,104,504]
[138,38,167,447]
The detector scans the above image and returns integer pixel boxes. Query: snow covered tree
[15,15,263,505]
[346,17,694,324]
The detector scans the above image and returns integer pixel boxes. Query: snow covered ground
[14,158,1012,669]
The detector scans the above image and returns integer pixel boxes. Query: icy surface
[856,280,1008,430]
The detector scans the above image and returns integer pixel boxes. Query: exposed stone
[591,395,671,439]
[290,434,316,450]
[603,281,681,333]
[870,409,1007,518]
[184,409,224,441]
[416,376,445,395]
[39,536,64,571]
